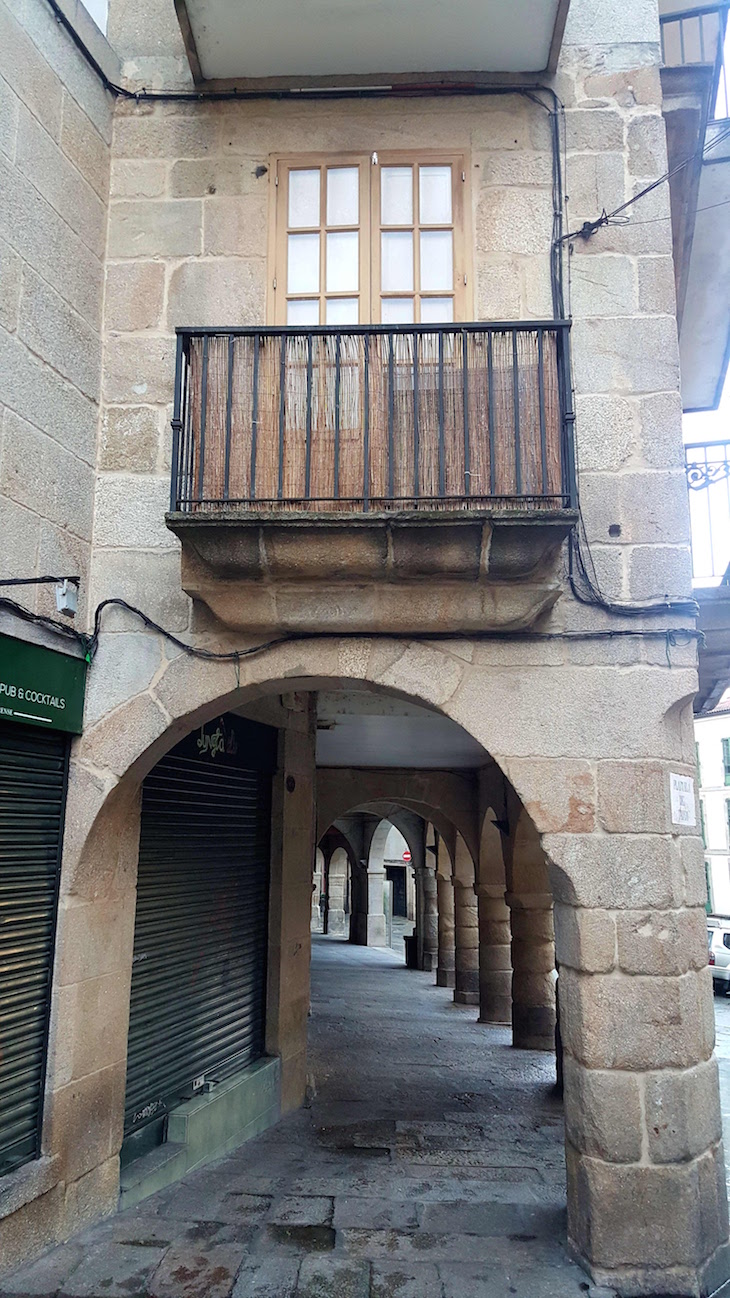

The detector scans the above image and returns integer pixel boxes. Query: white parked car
[708,918,730,994]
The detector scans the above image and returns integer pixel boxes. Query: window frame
[269,150,471,326]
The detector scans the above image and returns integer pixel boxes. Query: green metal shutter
[124,715,276,1136]
[0,719,68,1175]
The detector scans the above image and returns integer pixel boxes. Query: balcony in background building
[685,438,730,713]
[172,0,571,84]
[661,3,730,412]
[166,322,577,636]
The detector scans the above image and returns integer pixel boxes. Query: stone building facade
[0,0,727,1294]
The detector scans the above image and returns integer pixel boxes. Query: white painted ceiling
[315,689,488,768]
[680,131,730,411]
[179,0,566,81]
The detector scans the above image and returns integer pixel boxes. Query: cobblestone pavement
[2,938,613,1298]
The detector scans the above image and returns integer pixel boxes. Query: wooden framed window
[271,152,469,325]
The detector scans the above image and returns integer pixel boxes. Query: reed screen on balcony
[172,324,573,514]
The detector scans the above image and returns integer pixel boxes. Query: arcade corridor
[0,939,595,1298]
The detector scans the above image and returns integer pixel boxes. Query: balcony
[173,0,571,85]
[660,3,730,411]
[685,438,730,713]
[167,322,577,635]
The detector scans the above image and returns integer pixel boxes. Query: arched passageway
[4,647,721,1298]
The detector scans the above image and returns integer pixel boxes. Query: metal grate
[169,322,576,515]
[0,721,68,1175]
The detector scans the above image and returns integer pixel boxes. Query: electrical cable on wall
[0,590,704,673]
[558,119,730,246]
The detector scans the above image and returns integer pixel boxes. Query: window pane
[326,297,359,324]
[288,169,320,228]
[288,233,320,294]
[419,165,452,224]
[420,297,453,323]
[326,231,359,293]
[287,299,319,325]
[327,167,359,225]
[381,167,413,225]
[381,231,413,291]
[420,230,453,291]
[381,297,414,324]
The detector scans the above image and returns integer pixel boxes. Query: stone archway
[31,639,722,1295]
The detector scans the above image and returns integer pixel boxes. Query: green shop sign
[0,633,87,734]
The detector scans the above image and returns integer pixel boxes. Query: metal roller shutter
[124,714,277,1137]
[0,720,68,1176]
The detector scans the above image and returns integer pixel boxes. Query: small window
[723,932,730,950]
[272,153,468,325]
[722,737,730,785]
[700,798,706,848]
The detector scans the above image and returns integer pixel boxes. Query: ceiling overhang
[679,122,730,412]
[174,0,571,85]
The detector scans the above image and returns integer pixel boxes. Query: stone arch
[43,638,719,1298]
[316,770,479,863]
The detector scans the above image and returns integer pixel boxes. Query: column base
[366,915,387,947]
[454,990,480,1006]
[513,1033,554,1051]
[513,1004,556,1052]
[326,909,348,937]
[422,952,438,973]
[437,968,456,988]
[479,987,512,1025]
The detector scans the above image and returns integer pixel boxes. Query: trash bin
[404,934,418,969]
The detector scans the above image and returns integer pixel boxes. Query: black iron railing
[170,322,576,515]
[661,4,730,121]
[686,439,730,582]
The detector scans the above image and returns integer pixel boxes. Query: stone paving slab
[295,1257,369,1298]
[268,1198,333,1227]
[0,1246,87,1297]
[57,1244,168,1298]
[232,1258,300,1297]
[419,1201,566,1239]
[148,1242,249,1298]
[0,938,608,1298]
[332,1198,420,1230]
[337,1228,571,1266]
[437,1262,610,1298]
[369,1262,442,1298]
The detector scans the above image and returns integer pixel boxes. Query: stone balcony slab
[166,508,576,634]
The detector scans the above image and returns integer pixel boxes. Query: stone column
[477,884,512,1024]
[508,893,555,1050]
[553,840,727,1294]
[349,861,369,945]
[436,870,456,988]
[266,706,316,1114]
[326,848,349,937]
[366,863,387,946]
[420,863,439,972]
[311,847,324,933]
[454,880,480,1005]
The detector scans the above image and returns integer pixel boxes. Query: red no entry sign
[402,849,412,862]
